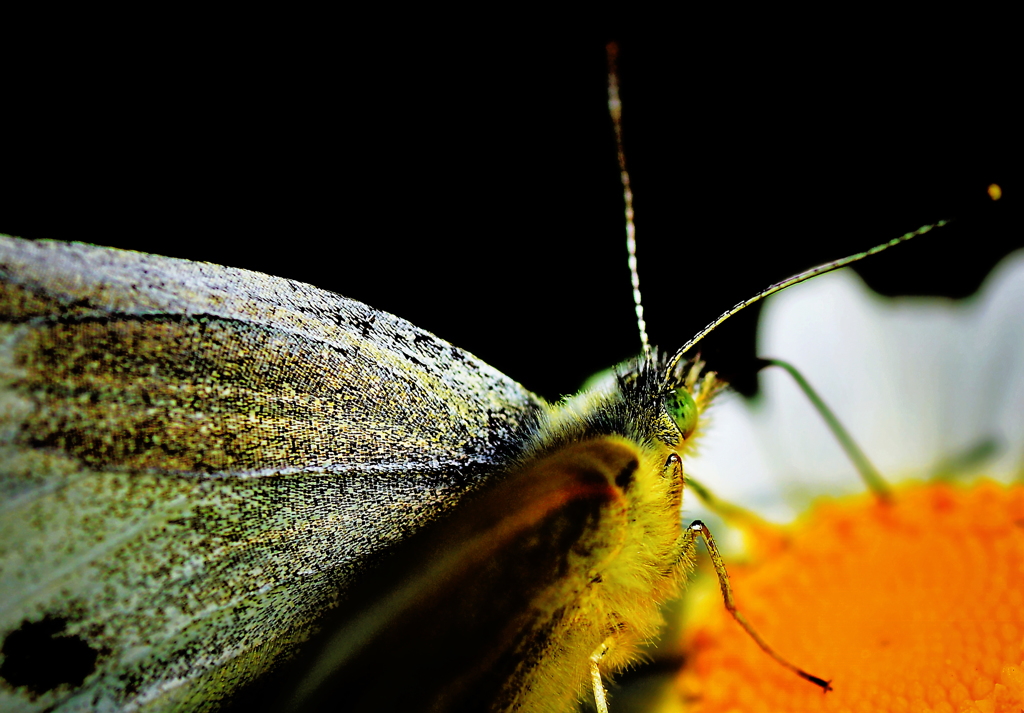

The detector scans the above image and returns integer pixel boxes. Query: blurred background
[4,28,1020,400]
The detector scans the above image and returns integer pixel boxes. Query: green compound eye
[665,387,698,440]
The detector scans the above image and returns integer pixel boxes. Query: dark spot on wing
[0,615,99,696]
[353,314,376,338]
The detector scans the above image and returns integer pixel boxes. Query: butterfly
[0,230,707,712]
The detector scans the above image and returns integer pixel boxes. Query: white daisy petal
[686,250,1024,526]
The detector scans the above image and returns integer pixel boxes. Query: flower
[666,251,1024,713]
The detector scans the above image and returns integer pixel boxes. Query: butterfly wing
[0,237,547,712]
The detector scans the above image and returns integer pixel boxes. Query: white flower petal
[686,250,1024,525]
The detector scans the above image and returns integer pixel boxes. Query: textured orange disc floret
[678,481,1024,713]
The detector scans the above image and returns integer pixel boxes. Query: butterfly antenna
[665,220,951,380]
[607,42,650,358]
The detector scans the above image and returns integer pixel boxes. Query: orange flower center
[678,482,1024,713]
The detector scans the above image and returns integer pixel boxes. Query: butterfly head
[608,349,723,457]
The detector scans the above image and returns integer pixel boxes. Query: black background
[4,27,1020,401]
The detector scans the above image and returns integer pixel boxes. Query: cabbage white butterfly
[1,37,1017,713]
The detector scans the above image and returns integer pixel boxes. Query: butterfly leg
[686,520,833,692]
[589,642,610,713]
